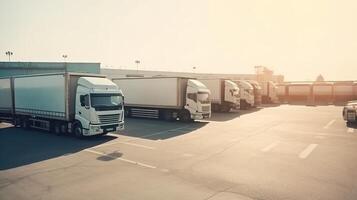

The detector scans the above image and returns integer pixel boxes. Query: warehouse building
[0,62,100,77]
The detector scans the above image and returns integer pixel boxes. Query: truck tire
[220,105,231,112]
[179,110,192,122]
[53,122,61,135]
[73,122,84,139]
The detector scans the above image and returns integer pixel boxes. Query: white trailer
[0,73,124,138]
[287,83,312,102]
[233,80,254,109]
[261,81,279,103]
[312,82,333,102]
[276,83,287,102]
[112,77,211,121]
[198,79,240,112]
[333,82,354,102]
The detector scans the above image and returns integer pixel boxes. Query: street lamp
[5,51,13,61]
[62,54,68,61]
[135,60,140,73]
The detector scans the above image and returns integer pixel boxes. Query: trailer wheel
[73,122,84,139]
[53,122,61,135]
[220,105,231,112]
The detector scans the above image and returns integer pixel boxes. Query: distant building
[0,62,100,77]
[315,74,325,82]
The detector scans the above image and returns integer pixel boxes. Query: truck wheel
[53,122,61,135]
[220,105,231,112]
[179,110,192,122]
[73,123,84,139]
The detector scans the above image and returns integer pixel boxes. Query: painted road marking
[261,142,279,152]
[323,119,336,129]
[95,141,156,150]
[84,149,157,169]
[299,144,318,159]
[136,125,191,139]
[347,128,354,133]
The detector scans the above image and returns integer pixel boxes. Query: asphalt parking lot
[1,105,357,200]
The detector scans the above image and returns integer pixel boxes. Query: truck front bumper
[86,121,125,136]
[191,112,211,120]
[344,109,356,122]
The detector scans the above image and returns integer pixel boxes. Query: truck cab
[224,80,240,110]
[185,79,211,120]
[75,77,124,136]
[235,80,254,109]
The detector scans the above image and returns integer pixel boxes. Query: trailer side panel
[0,78,13,114]
[14,74,67,120]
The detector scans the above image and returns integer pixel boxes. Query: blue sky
[1,0,356,81]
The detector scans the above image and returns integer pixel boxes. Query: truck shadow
[119,118,208,140]
[0,126,117,170]
[207,107,262,122]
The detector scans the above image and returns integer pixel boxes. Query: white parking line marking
[93,140,155,150]
[323,119,336,129]
[138,125,191,139]
[84,149,157,169]
[347,128,354,133]
[261,142,279,152]
[299,144,318,159]
[117,141,156,149]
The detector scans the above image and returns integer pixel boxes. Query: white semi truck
[261,81,279,104]
[112,77,211,121]
[198,79,240,112]
[247,80,262,107]
[233,80,255,109]
[343,101,357,124]
[0,73,124,138]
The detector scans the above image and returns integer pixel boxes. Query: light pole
[135,60,140,73]
[62,54,68,61]
[5,51,13,61]
[192,66,196,73]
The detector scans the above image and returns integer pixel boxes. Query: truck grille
[202,105,211,112]
[98,114,120,124]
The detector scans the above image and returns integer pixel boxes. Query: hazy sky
[1,0,356,81]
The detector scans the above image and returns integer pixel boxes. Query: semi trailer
[312,82,333,103]
[276,83,288,103]
[198,79,240,112]
[333,81,354,103]
[261,81,279,103]
[112,77,211,121]
[233,80,254,109]
[0,73,124,137]
[287,82,312,103]
[247,80,262,107]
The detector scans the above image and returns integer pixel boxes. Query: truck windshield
[197,92,210,104]
[90,93,123,111]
